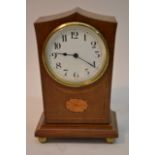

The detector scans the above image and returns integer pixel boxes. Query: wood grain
[34,8,117,125]
[35,111,118,138]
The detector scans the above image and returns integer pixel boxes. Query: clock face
[43,22,109,87]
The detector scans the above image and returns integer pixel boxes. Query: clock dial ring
[42,22,109,87]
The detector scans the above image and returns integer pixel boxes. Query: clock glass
[43,22,109,87]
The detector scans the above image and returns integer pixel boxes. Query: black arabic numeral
[71,32,79,39]
[95,51,101,58]
[92,61,96,68]
[54,42,61,49]
[51,53,57,59]
[85,68,90,75]
[56,62,62,69]
[63,69,68,76]
[73,72,79,78]
[84,34,87,41]
[62,34,67,42]
[91,41,96,48]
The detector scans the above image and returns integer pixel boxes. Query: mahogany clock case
[34,8,118,139]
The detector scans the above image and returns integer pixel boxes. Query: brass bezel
[42,22,109,87]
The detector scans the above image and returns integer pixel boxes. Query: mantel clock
[34,8,118,143]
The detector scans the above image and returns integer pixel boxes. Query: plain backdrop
[27,0,129,155]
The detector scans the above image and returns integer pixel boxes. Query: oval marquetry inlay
[66,99,88,112]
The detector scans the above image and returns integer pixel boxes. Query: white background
[27,0,129,155]
[1,0,155,155]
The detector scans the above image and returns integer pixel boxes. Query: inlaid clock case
[34,8,118,141]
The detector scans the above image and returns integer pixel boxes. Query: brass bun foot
[38,137,47,143]
[106,138,115,144]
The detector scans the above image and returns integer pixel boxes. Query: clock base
[35,111,118,142]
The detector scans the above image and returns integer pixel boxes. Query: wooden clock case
[34,8,118,142]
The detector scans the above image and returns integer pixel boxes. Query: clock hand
[53,52,74,56]
[53,52,95,68]
[77,56,96,68]
[72,53,96,68]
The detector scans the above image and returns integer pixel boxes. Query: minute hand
[78,56,96,68]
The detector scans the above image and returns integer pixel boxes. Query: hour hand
[51,52,66,59]
[51,52,74,58]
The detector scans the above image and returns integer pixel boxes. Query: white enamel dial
[43,22,109,87]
